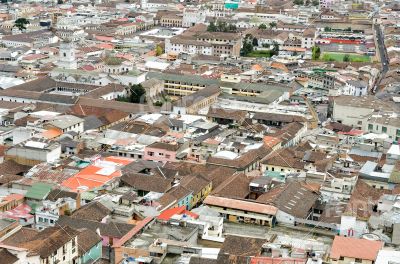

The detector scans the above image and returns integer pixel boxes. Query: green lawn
[321,52,370,62]
[246,50,273,58]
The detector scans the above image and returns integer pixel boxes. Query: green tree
[312,45,321,60]
[269,21,277,29]
[343,54,350,62]
[272,42,279,55]
[228,24,237,32]
[14,18,30,32]
[129,84,146,103]
[241,34,254,56]
[207,21,217,32]
[252,37,258,47]
[258,23,267,30]
[312,0,319,6]
[155,45,163,56]
[217,20,227,32]
[293,0,304,5]
[324,26,332,32]
[57,0,63,4]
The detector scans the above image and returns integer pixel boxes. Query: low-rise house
[172,86,220,115]
[144,142,187,163]
[76,228,102,264]
[57,215,134,247]
[0,226,79,264]
[343,80,368,96]
[256,181,320,226]
[204,195,278,227]
[329,236,383,264]
[6,138,61,166]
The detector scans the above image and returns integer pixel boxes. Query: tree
[57,0,63,4]
[272,42,279,55]
[293,0,304,5]
[14,18,30,32]
[252,37,258,47]
[312,0,319,6]
[129,84,146,103]
[258,23,267,30]
[343,54,350,62]
[312,45,321,60]
[228,24,237,32]
[217,20,227,32]
[241,34,254,56]
[269,21,277,29]
[324,26,332,32]
[155,45,163,56]
[207,21,217,32]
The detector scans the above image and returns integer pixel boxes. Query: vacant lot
[321,52,370,62]
[247,50,273,58]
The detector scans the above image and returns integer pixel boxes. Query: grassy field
[321,52,370,62]
[246,50,273,58]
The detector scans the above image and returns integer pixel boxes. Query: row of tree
[293,0,319,6]
[258,22,277,30]
[207,21,237,32]
[241,34,279,57]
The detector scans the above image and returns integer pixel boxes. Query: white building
[182,8,206,27]
[6,138,62,166]
[343,80,368,96]
[57,41,77,70]
[46,115,84,134]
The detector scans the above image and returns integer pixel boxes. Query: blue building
[77,229,102,264]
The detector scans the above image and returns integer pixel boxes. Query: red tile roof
[204,196,278,215]
[330,236,383,261]
[157,206,199,221]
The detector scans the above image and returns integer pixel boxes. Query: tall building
[57,41,77,69]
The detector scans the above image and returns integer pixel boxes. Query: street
[373,24,389,93]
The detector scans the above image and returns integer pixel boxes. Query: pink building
[144,142,181,163]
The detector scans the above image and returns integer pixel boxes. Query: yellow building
[181,175,212,209]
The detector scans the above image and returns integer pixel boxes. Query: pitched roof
[0,160,31,175]
[0,248,18,264]
[71,201,111,222]
[28,226,78,257]
[121,173,171,193]
[211,173,251,199]
[46,189,78,201]
[76,228,102,256]
[256,181,320,218]
[218,235,268,263]
[57,216,134,238]
[330,236,383,261]
[204,195,278,215]
[25,182,52,200]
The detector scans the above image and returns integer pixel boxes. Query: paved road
[373,24,389,93]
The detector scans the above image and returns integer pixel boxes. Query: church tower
[58,40,77,69]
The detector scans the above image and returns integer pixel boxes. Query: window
[165,154,171,159]
[368,124,373,131]
[148,152,154,156]
[339,256,344,260]
[382,126,387,133]
[355,258,362,263]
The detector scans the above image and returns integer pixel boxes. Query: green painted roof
[25,182,52,200]
[81,191,97,201]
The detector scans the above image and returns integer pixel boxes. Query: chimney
[76,191,81,209]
